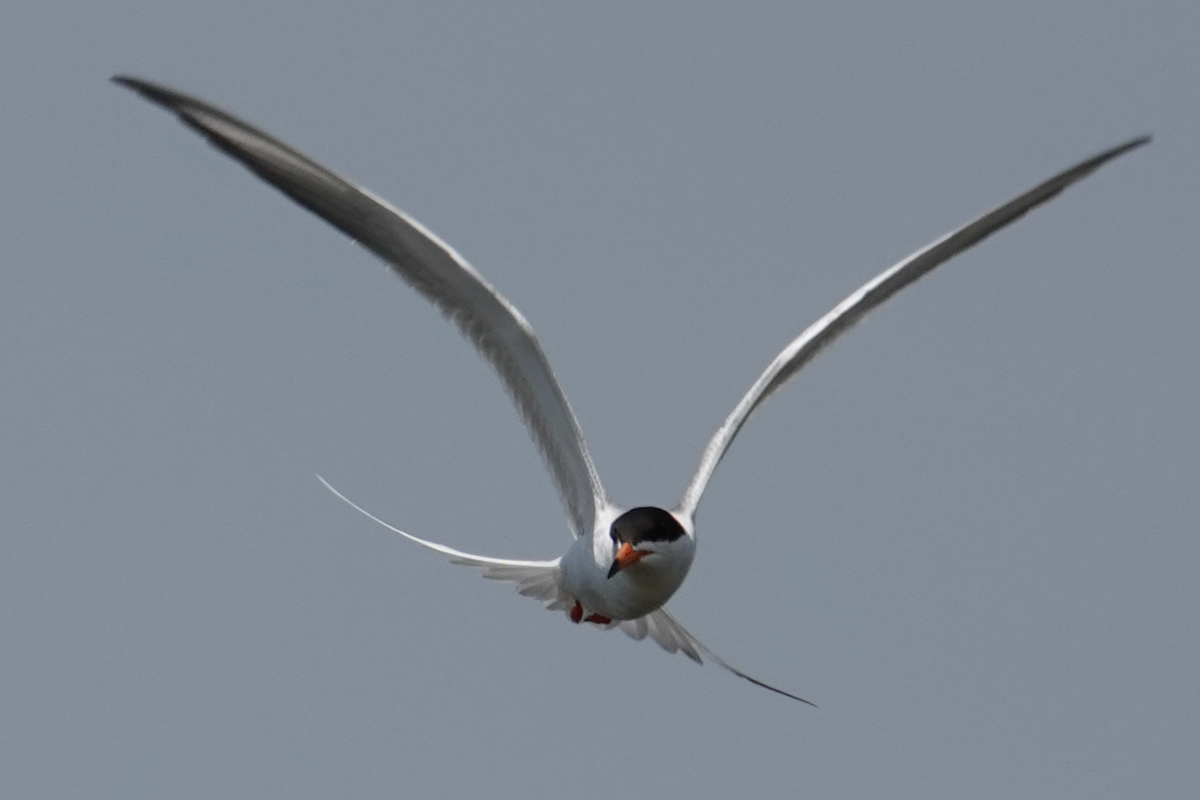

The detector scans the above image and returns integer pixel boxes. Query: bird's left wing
[620,608,816,706]
[677,136,1150,519]
[114,76,605,540]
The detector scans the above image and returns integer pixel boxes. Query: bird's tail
[620,608,817,706]
[318,476,571,611]
[320,476,813,704]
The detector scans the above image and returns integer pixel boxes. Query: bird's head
[606,506,689,579]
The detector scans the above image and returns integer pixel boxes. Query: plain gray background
[3,2,1196,798]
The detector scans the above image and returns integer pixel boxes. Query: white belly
[558,535,694,620]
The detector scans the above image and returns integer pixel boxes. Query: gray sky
[3,2,1197,798]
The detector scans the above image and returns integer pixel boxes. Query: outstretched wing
[677,136,1150,518]
[620,608,816,706]
[318,476,572,611]
[115,76,605,540]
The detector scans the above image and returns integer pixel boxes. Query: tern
[114,75,1147,705]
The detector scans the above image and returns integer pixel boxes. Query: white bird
[114,75,1148,705]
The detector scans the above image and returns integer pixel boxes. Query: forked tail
[320,476,814,705]
[317,476,571,610]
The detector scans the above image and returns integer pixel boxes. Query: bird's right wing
[619,607,816,706]
[677,136,1150,519]
[114,76,605,540]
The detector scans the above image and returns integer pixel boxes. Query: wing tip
[112,74,177,106]
[1097,134,1152,165]
[1123,133,1153,149]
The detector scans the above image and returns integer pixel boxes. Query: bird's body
[115,74,1147,704]
[561,506,695,622]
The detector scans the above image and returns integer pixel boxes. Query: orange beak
[607,542,649,579]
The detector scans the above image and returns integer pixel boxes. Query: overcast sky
[3,2,1197,798]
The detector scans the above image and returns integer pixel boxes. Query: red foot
[568,602,611,626]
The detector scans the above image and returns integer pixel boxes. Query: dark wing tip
[1093,134,1152,166]
[112,75,185,107]
[111,75,226,135]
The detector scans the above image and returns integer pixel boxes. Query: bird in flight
[114,75,1148,705]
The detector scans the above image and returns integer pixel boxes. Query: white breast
[559,533,695,620]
